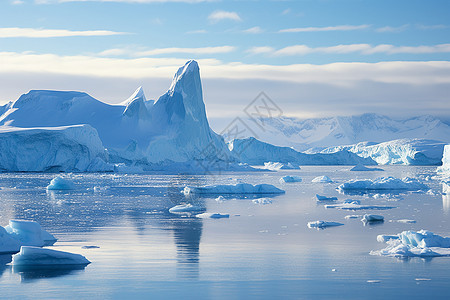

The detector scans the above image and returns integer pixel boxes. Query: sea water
[0,166,449,299]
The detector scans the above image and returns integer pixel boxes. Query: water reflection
[12,265,87,283]
[0,254,12,277]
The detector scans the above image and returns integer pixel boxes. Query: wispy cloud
[0,27,127,38]
[251,43,450,56]
[279,24,369,33]
[1,51,449,87]
[98,46,236,57]
[11,0,24,4]
[186,29,208,34]
[208,10,242,23]
[376,24,409,33]
[242,26,263,34]
[39,0,213,3]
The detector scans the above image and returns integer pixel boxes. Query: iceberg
[229,137,376,166]
[361,214,384,222]
[325,201,395,211]
[12,246,90,265]
[263,162,300,170]
[317,139,447,166]
[0,61,234,171]
[371,230,450,257]
[338,176,429,192]
[0,226,21,253]
[168,204,205,214]
[315,194,338,201]
[182,183,285,195]
[5,220,57,247]
[0,125,112,172]
[437,145,450,179]
[196,213,230,219]
[350,164,384,171]
[279,175,302,183]
[307,221,344,229]
[46,176,75,190]
[312,176,333,183]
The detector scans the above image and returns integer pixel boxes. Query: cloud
[0,27,127,38]
[376,24,409,33]
[208,10,242,23]
[98,46,236,57]
[11,0,24,4]
[252,43,450,56]
[39,0,212,3]
[242,26,263,34]
[187,29,208,34]
[279,24,370,33]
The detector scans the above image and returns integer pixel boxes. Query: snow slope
[232,114,450,151]
[229,137,376,166]
[0,60,231,170]
[0,125,112,172]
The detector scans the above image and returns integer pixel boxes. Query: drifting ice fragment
[307,221,344,229]
[371,230,450,257]
[0,226,21,253]
[183,183,285,195]
[312,176,333,183]
[338,176,429,192]
[350,164,384,171]
[252,198,272,205]
[196,213,229,219]
[316,194,338,201]
[361,214,384,223]
[169,204,204,214]
[5,220,57,247]
[47,176,75,190]
[12,246,90,265]
[279,175,302,183]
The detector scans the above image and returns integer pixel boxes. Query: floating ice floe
[12,246,90,265]
[279,175,302,183]
[350,164,384,171]
[168,204,204,214]
[252,198,272,205]
[316,194,338,201]
[215,196,226,202]
[325,200,395,211]
[311,176,333,183]
[371,230,450,257]
[47,176,75,190]
[307,221,344,229]
[361,214,384,222]
[196,213,229,219]
[0,226,21,253]
[183,183,285,195]
[5,220,57,247]
[344,215,361,219]
[263,162,300,171]
[397,219,416,224]
[338,176,429,192]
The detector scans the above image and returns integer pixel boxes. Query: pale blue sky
[1,0,449,124]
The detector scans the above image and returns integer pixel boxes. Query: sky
[1,0,449,128]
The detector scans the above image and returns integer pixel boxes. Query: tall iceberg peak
[121,86,146,106]
[122,87,150,119]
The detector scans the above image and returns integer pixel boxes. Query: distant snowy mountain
[235,114,450,151]
[0,60,232,171]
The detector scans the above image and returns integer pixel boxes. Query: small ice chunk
[252,198,272,205]
[81,246,100,249]
[350,164,384,171]
[307,221,344,229]
[0,226,21,253]
[183,183,285,195]
[312,176,333,183]
[196,213,230,219]
[325,202,395,211]
[338,176,429,192]
[263,162,300,171]
[316,194,338,201]
[377,234,399,243]
[169,204,204,214]
[47,176,75,190]
[397,219,416,223]
[345,215,361,219]
[279,175,302,183]
[367,280,381,283]
[415,278,431,281]
[362,214,384,222]
[5,220,57,247]
[12,246,90,265]
[215,196,226,202]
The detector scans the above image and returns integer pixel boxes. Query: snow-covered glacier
[229,137,376,166]
[0,60,232,171]
[0,125,112,172]
[312,138,447,165]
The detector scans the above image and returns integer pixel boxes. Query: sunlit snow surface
[0,166,449,299]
